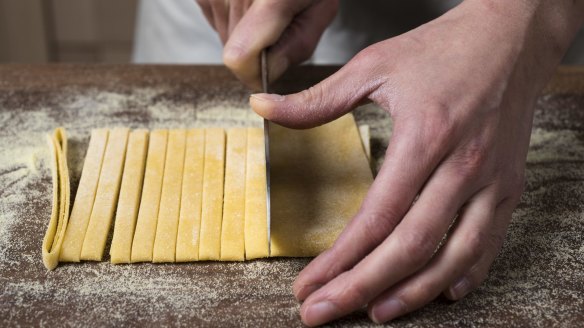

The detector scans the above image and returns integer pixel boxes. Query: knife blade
[260,50,271,254]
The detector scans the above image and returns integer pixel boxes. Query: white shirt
[133,0,583,65]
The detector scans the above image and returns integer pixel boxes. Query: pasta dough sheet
[270,114,374,257]
[42,114,372,268]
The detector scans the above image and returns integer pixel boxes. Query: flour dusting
[1,68,584,327]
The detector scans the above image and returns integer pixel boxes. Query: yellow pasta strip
[175,129,205,262]
[244,128,269,259]
[59,129,108,262]
[110,130,149,264]
[220,128,247,261]
[80,128,129,261]
[131,129,168,262]
[198,128,225,261]
[42,128,70,270]
[153,129,186,262]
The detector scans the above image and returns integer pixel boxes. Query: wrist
[470,0,584,52]
[460,0,583,91]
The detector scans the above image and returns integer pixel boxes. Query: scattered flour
[0,87,309,327]
[1,85,583,327]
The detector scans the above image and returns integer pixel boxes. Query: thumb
[250,60,380,129]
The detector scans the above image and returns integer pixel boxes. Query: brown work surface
[1,65,583,327]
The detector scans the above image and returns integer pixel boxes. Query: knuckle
[222,46,248,71]
[358,209,400,245]
[424,111,453,138]
[334,279,370,310]
[461,149,489,176]
[425,122,453,152]
[352,44,385,67]
[461,229,506,265]
[453,142,491,179]
[404,109,455,157]
[460,230,487,261]
[302,85,326,110]
[397,229,437,267]
[324,257,345,280]
[404,280,439,304]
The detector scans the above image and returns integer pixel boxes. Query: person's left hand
[196,0,254,44]
[195,0,338,90]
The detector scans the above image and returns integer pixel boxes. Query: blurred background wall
[0,0,137,63]
[0,0,582,64]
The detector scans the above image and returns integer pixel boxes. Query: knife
[260,50,271,254]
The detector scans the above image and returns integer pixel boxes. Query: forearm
[473,0,584,38]
[534,0,584,42]
[523,0,584,92]
[528,0,584,60]
[460,0,584,94]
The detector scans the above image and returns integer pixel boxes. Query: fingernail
[304,301,337,326]
[450,277,471,299]
[250,93,285,102]
[371,298,406,324]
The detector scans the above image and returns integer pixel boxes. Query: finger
[266,0,338,82]
[250,58,382,129]
[223,0,312,89]
[298,161,476,326]
[227,0,247,35]
[366,187,501,323]
[443,197,516,301]
[197,0,216,28]
[210,0,230,43]
[293,119,458,302]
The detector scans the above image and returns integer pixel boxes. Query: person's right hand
[196,0,339,90]
[250,0,584,325]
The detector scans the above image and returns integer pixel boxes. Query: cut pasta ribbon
[42,128,71,270]
[41,115,373,270]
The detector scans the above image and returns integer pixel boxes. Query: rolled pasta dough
[42,114,372,267]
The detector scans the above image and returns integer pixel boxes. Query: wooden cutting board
[0,65,583,327]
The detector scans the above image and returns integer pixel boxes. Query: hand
[196,0,338,90]
[251,0,584,325]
